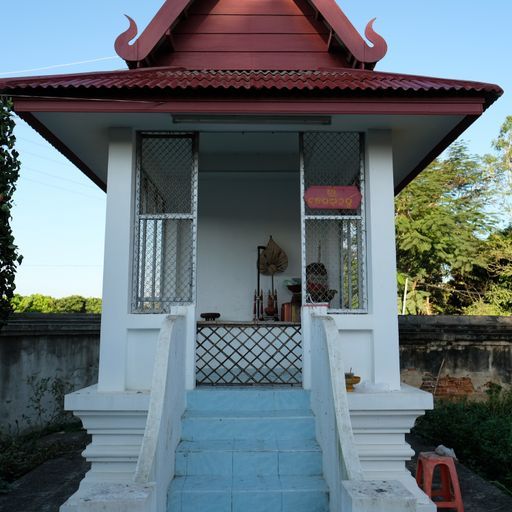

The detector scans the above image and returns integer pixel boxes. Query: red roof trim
[114,0,387,69]
[308,0,387,65]
[11,97,486,117]
[115,0,192,64]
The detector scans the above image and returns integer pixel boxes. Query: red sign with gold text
[304,186,361,210]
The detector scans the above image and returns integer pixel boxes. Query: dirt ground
[407,434,512,512]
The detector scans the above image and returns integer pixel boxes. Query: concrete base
[341,480,416,512]
[348,385,436,512]
[60,386,152,512]
[62,384,436,512]
[60,482,154,512]
[64,385,150,487]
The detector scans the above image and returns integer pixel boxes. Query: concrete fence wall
[0,314,100,433]
[1,314,511,432]
[399,315,512,399]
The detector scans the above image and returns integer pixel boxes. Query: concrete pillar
[365,130,401,390]
[98,128,135,392]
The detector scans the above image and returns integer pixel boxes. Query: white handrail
[316,314,364,481]
[134,313,183,484]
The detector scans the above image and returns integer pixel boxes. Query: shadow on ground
[0,431,89,512]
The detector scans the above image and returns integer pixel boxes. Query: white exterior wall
[96,129,401,392]
[97,129,196,393]
[323,130,400,391]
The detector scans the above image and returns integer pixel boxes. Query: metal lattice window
[301,132,367,312]
[196,323,302,386]
[132,134,198,313]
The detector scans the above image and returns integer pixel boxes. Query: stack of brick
[434,376,475,398]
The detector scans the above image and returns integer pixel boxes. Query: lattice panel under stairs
[196,323,302,386]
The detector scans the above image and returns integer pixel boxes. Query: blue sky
[2,0,510,297]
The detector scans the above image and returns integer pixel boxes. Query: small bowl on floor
[200,312,221,321]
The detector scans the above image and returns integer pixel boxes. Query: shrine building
[0,1,502,511]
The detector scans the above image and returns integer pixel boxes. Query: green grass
[413,384,512,493]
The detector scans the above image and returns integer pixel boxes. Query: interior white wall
[196,171,301,321]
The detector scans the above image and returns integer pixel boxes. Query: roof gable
[115,0,387,70]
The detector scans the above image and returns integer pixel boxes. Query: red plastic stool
[416,452,464,511]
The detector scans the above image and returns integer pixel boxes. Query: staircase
[167,388,329,512]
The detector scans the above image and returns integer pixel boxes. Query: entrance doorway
[196,132,301,322]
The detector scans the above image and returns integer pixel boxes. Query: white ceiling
[34,112,464,190]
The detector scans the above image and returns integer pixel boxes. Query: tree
[457,225,512,315]
[479,115,512,220]
[85,297,102,314]
[395,138,509,314]
[0,97,22,328]
[493,115,512,216]
[54,295,87,313]
[11,294,102,314]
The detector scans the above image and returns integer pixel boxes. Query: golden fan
[258,236,288,275]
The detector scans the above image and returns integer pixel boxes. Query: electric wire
[0,57,120,77]
[22,264,102,268]
[19,175,105,201]
[21,149,78,167]
[16,135,55,150]
[22,165,99,190]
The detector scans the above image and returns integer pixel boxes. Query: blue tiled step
[175,439,323,477]
[182,409,315,441]
[168,475,329,512]
[168,389,329,512]
[186,388,311,412]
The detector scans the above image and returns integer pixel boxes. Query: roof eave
[17,111,107,192]
[5,88,500,195]
[394,114,480,194]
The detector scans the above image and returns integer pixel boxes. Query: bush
[413,385,512,492]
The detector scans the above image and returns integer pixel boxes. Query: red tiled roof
[0,68,502,98]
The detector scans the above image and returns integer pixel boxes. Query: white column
[98,128,135,392]
[365,130,401,390]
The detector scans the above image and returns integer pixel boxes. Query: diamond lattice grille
[196,324,302,386]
